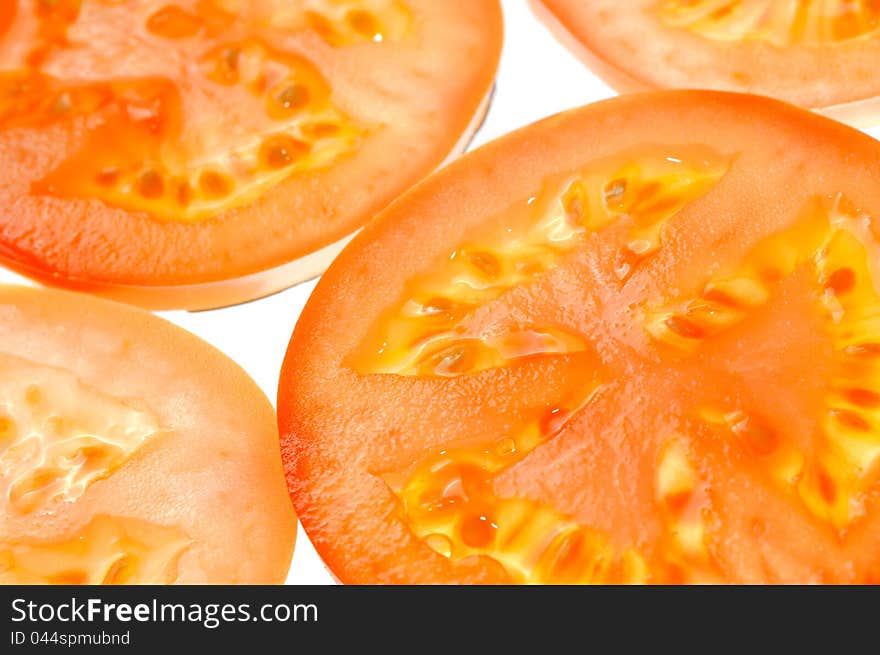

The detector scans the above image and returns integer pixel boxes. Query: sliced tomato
[0,285,294,583]
[0,1,502,310]
[535,0,880,126]
[279,91,880,584]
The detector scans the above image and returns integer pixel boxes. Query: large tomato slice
[0,285,294,583]
[279,91,880,584]
[0,1,501,309]
[535,0,880,126]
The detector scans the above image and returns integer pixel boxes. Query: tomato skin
[279,91,880,584]
[0,1,502,310]
[534,0,880,127]
[1,284,295,584]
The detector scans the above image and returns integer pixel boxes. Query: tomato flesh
[1,285,295,584]
[0,1,501,309]
[279,91,880,584]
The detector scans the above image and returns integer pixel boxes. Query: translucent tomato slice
[0,1,501,308]
[536,0,880,127]
[0,285,294,583]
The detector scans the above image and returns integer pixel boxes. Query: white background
[2,0,879,584]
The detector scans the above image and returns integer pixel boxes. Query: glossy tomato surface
[0,285,294,583]
[535,0,880,126]
[0,0,502,309]
[279,91,880,584]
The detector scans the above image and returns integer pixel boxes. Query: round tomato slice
[0,285,294,583]
[0,1,502,310]
[279,91,880,584]
[535,0,880,126]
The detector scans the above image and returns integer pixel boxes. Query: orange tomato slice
[279,91,880,583]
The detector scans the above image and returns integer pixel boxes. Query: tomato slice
[0,285,294,583]
[279,91,880,584]
[535,0,880,126]
[0,1,502,309]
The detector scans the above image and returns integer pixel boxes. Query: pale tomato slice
[0,1,502,309]
[535,0,880,126]
[1,285,294,583]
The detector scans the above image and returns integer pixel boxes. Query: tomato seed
[346,10,382,42]
[273,84,309,112]
[831,409,871,432]
[260,135,309,170]
[664,315,705,339]
[136,169,165,199]
[825,267,856,295]
[842,387,880,409]
[198,170,233,198]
